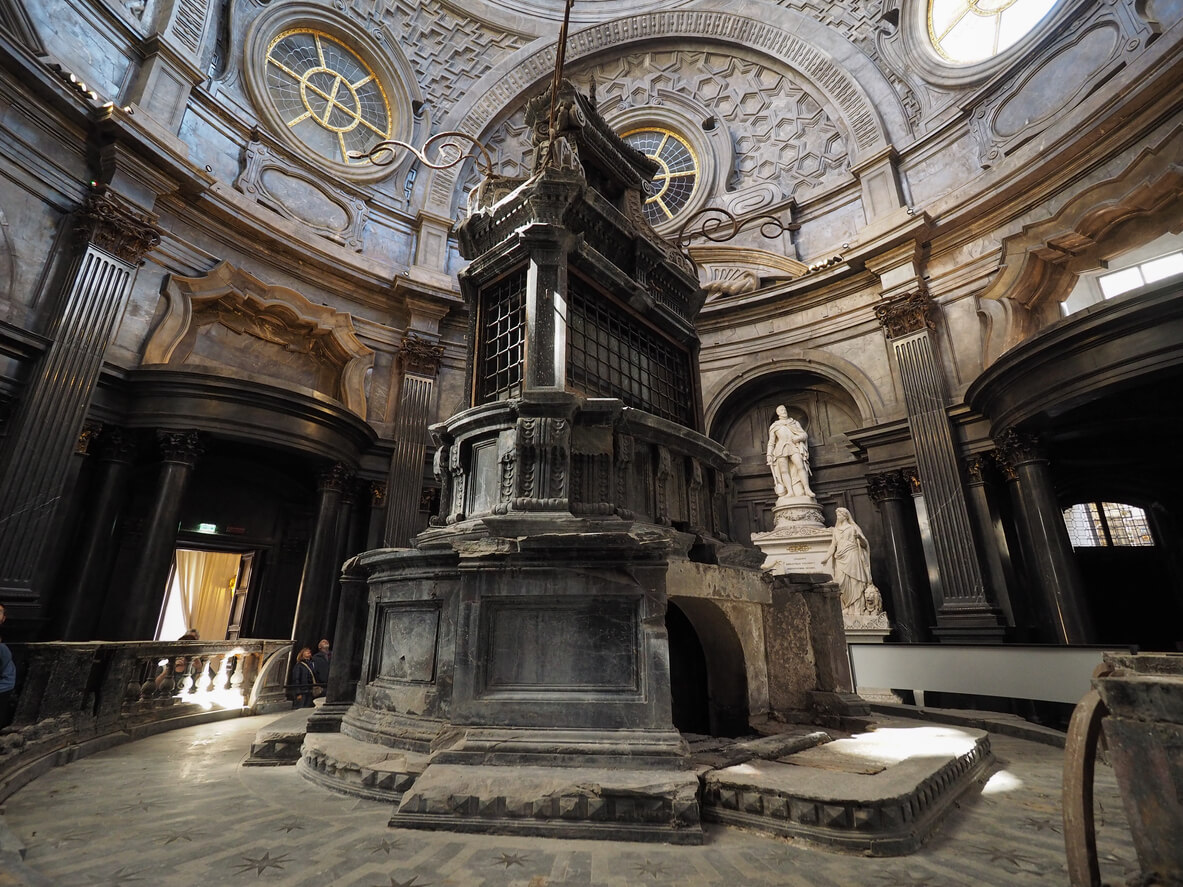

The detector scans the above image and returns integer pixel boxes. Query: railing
[0,639,291,802]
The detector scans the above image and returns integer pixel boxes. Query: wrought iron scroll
[350,130,495,178]
[671,206,800,250]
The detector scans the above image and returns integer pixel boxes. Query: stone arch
[666,596,750,736]
[979,127,1183,363]
[415,9,906,218]
[143,261,374,417]
[704,349,884,438]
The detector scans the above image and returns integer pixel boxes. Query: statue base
[752,496,831,574]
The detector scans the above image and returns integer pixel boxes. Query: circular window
[622,128,699,226]
[264,29,393,166]
[929,0,1058,63]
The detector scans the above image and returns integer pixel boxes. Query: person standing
[0,604,16,729]
[289,647,316,709]
[310,638,331,694]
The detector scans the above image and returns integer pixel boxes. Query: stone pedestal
[751,496,832,574]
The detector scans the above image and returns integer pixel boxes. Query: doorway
[156,549,255,641]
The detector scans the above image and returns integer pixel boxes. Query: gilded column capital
[156,429,203,464]
[873,290,936,339]
[76,420,103,455]
[867,470,910,503]
[75,186,161,264]
[901,466,922,495]
[97,426,138,463]
[399,333,445,377]
[964,453,993,485]
[369,480,387,508]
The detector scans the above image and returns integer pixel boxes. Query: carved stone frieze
[236,139,369,251]
[399,333,446,377]
[156,430,203,465]
[76,187,161,264]
[867,470,910,503]
[874,291,936,339]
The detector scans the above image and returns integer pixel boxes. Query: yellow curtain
[174,550,241,641]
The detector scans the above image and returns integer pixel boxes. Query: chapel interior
[0,0,1181,882]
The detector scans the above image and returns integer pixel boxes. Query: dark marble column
[292,463,352,647]
[994,429,1094,644]
[57,427,139,640]
[0,188,158,618]
[867,470,929,643]
[964,453,1021,630]
[875,293,1005,641]
[125,430,204,639]
[306,560,370,733]
[385,335,444,547]
[366,481,387,551]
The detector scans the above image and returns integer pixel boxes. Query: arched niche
[709,368,864,543]
[666,597,751,737]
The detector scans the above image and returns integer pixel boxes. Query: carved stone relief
[469,49,850,211]
[236,139,370,251]
[143,261,374,416]
[970,6,1154,168]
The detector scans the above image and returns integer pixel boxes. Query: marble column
[366,481,387,551]
[125,430,204,639]
[964,453,1020,629]
[292,462,352,647]
[994,429,1094,644]
[867,470,929,643]
[57,427,139,640]
[385,334,444,547]
[307,562,370,732]
[0,188,159,618]
[875,293,1005,641]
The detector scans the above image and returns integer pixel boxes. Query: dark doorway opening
[666,600,710,735]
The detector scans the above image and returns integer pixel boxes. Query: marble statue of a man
[766,405,814,499]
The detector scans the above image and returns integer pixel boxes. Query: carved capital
[76,186,161,264]
[964,453,993,485]
[399,333,445,377]
[156,429,203,465]
[369,480,387,508]
[994,428,1045,468]
[901,466,922,495]
[97,426,138,463]
[867,470,910,503]
[874,291,936,339]
[318,462,353,493]
[76,420,103,455]
[419,486,440,514]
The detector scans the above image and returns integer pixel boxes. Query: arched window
[1062,502,1154,548]
[928,0,1058,63]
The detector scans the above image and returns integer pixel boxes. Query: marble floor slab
[1,714,1139,886]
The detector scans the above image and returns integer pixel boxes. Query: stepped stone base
[391,764,703,844]
[298,733,431,802]
[702,724,992,855]
[242,710,314,767]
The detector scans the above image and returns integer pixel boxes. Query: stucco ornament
[766,404,815,500]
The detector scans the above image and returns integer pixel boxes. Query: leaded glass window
[1063,502,1155,548]
[928,0,1058,63]
[621,128,699,225]
[265,29,392,166]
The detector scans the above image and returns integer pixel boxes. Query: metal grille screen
[475,271,526,404]
[566,277,692,425]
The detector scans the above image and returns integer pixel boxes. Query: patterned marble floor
[0,714,1140,886]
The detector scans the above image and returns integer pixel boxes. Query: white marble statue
[765,405,814,499]
[823,507,883,616]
